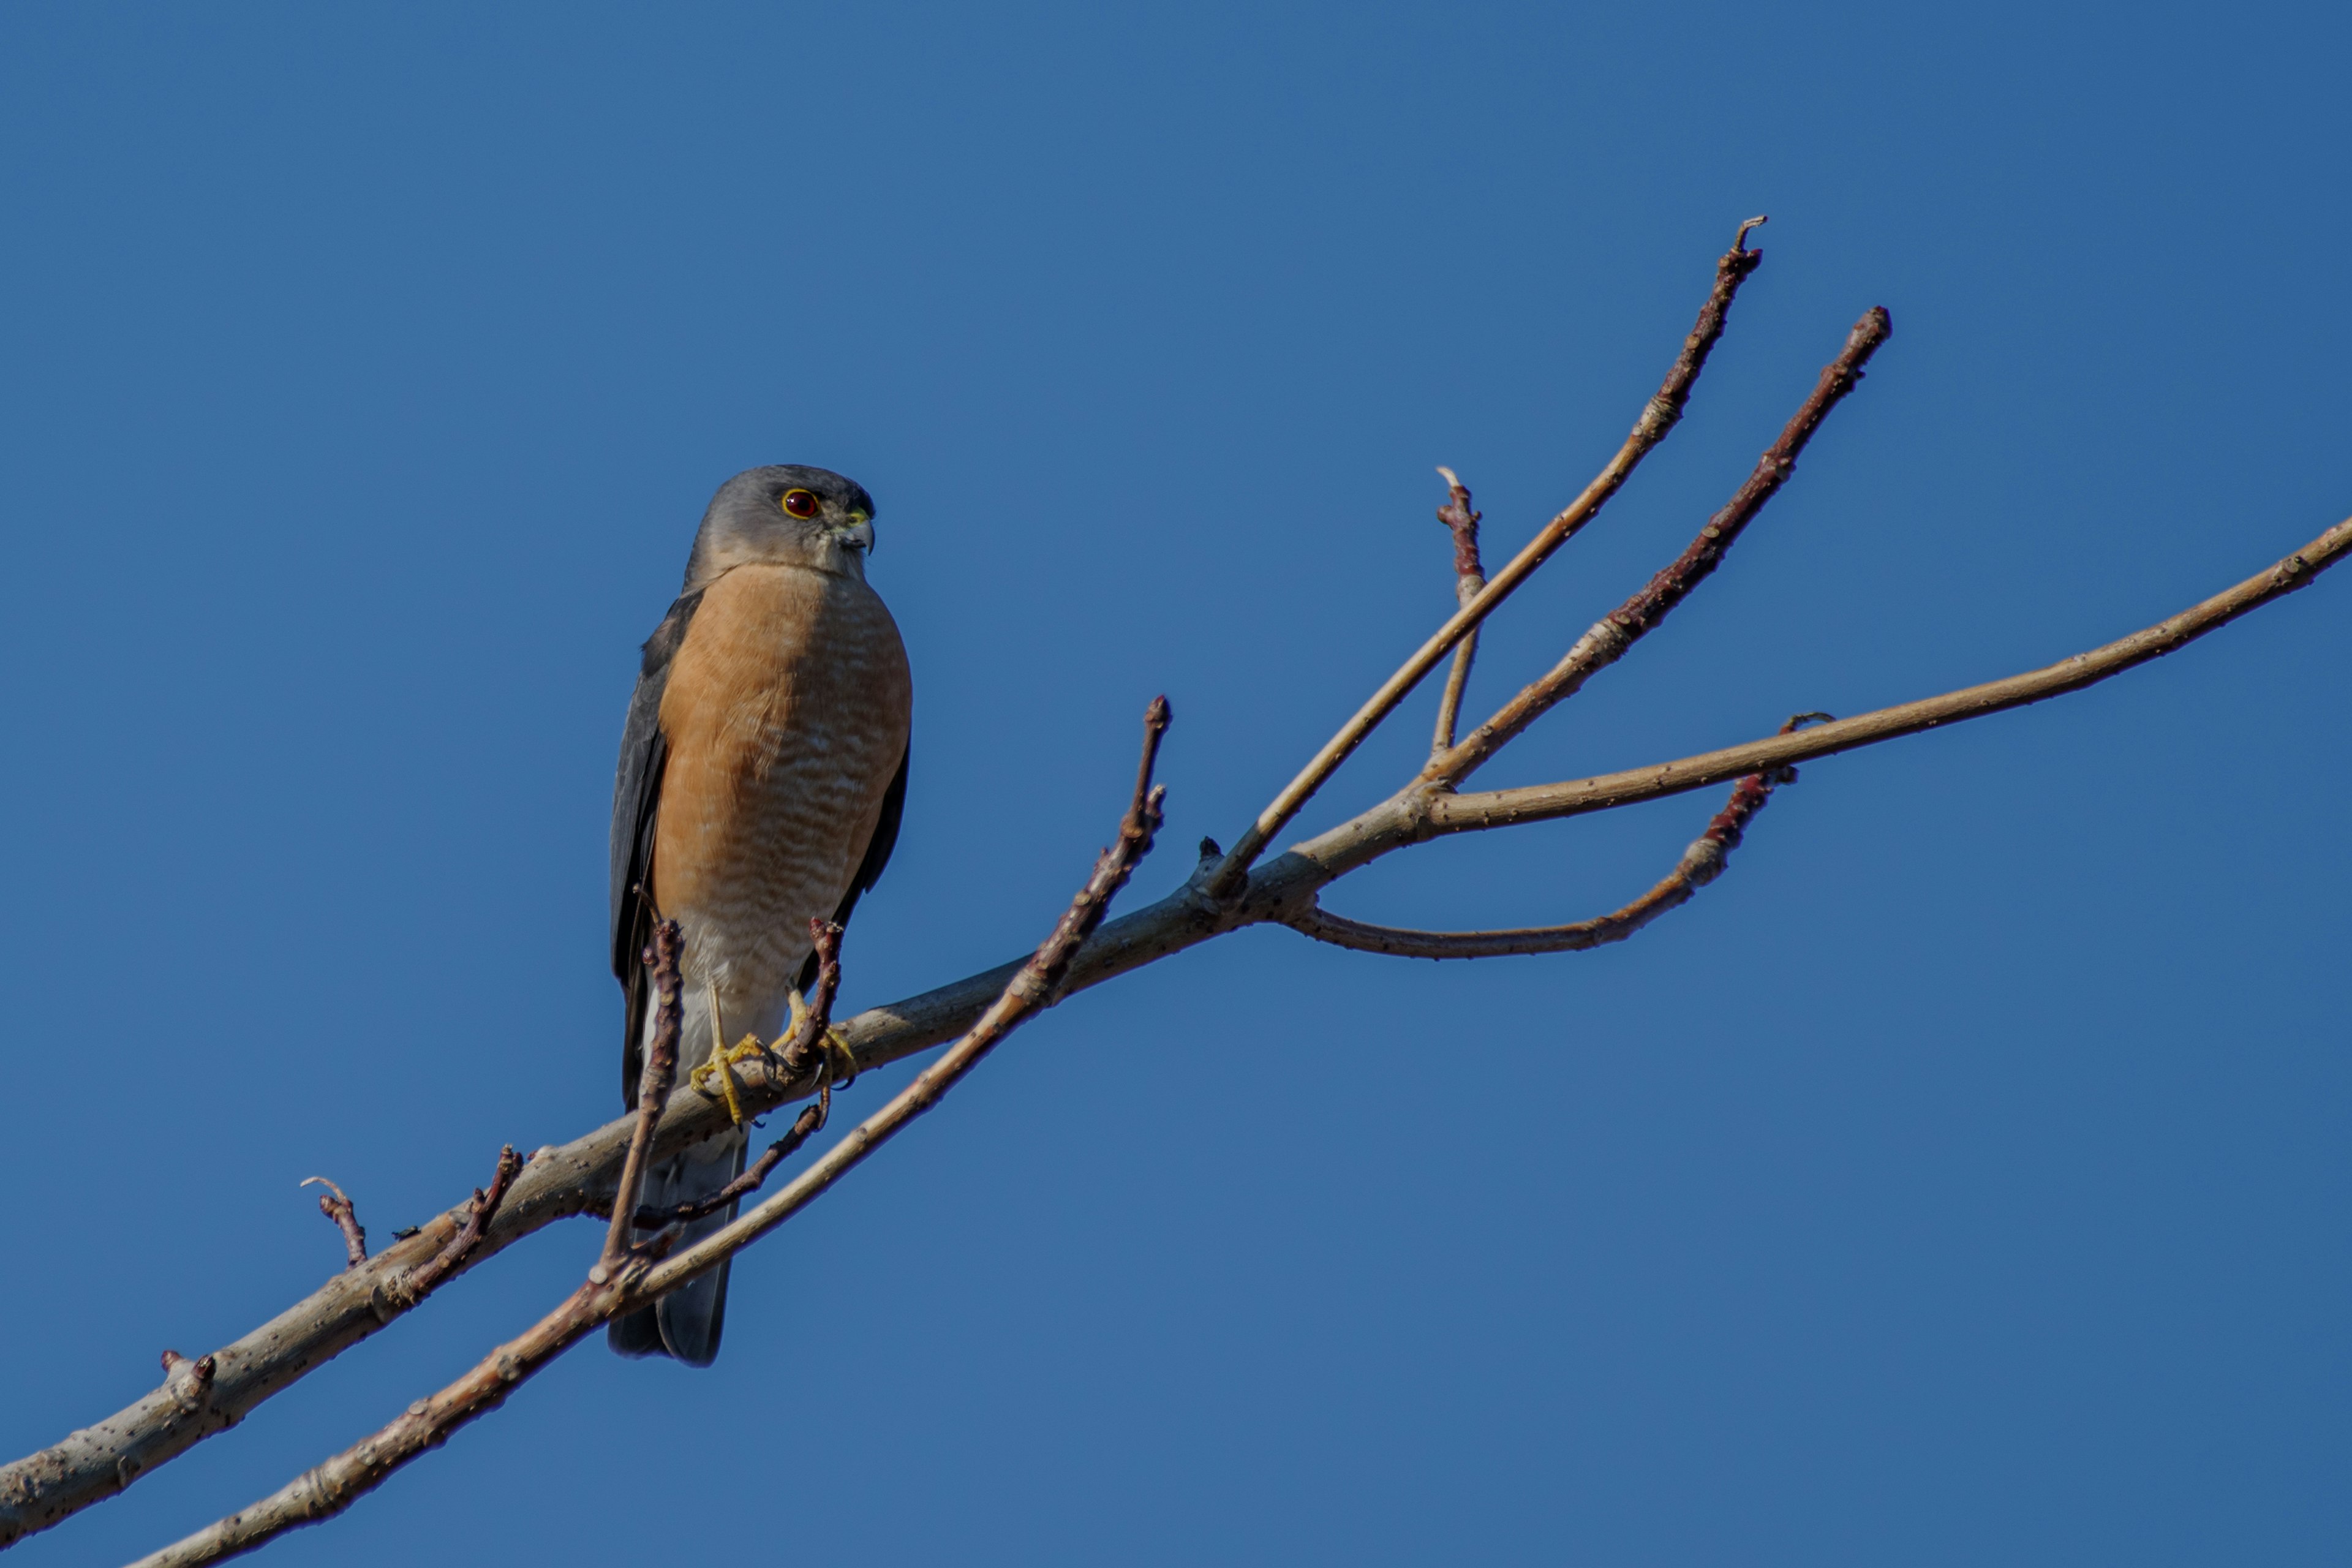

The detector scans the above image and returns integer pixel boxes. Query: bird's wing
[800,741,911,992]
[612,589,704,1106]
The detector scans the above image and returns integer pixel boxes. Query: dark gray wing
[612,590,703,1107]
[798,742,910,993]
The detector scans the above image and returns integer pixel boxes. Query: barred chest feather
[652,562,911,1033]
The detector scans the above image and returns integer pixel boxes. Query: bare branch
[298,1178,367,1270]
[1205,217,1769,897]
[1430,467,1488,753]
[123,699,1175,1568]
[1286,747,1804,959]
[776,918,846,1080]
[598,921,683,1268]
[393,1147,522,1305]
[1429,516,2352,836]
[1431,307,1890,786]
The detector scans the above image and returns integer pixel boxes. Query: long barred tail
[607,1127,747,1366]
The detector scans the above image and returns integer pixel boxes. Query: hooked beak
[838,513,875,555]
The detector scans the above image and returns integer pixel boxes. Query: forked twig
[1289,716,1827,958]
[1206,216,1769,895]
[1431,308,1891,786]
[1427,518,2352,835]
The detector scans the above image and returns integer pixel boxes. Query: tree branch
[598,921,684,1268]
[1430,467,1488,753]
[1286,737,1809,959]
[1427,514,2352,837]
[390,1147,522,1306]
[123,698,1174,1568]
[1430,306,1889,787]
[1205,216,1769,896]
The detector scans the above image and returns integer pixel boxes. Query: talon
[823,1028,858,1088]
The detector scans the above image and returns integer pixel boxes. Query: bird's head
[684,464,879,589]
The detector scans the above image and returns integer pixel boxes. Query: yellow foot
[685,986,772,1126]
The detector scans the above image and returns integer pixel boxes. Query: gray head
[682,465,878,592]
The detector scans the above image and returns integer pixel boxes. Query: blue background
[3,4,2346,1564]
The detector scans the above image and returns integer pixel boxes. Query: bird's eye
[780,489,820,519]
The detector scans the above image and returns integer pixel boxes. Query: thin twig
[395,1146,523,1304]
[1430,467,1487,753]
[1431,307,1890,787]
[625,1101,827,1229]
[776,918,846,1080]
[1205,217,1768,897]
[598,921,683,1270]
[1429,515,2352,836]
[123,699,1175,1568]
[1288,717,1823,958]
[298,1179,367,1270]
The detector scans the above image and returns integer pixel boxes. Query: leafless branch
[1426,516,2352,835]
[393,1147,523,1306]
[1285,729,1814,959]
[123,698,1174,1568]
[1205,216,1768,896]
[1431,307,1890,786]
[776,918,846,1080]
[298,1179,367,1270]
[597,920,684,1269]
[11,228,2345,1557]
[1430,467,1487,753]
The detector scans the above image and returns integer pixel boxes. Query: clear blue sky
[3,4,2346,1564]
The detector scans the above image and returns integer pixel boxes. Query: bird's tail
[607,1126,747,1366]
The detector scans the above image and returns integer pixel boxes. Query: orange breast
[652,564,911,1016]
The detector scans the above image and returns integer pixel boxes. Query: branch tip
[1430,298,1892,786]
[300,1177,368,1268]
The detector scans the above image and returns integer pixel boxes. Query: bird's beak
[840,513,875,554]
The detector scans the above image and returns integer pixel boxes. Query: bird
[606,464,912,1365]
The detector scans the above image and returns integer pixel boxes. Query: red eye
[781,489,819,519]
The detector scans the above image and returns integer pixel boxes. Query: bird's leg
[688,984,748,1127]
[785,987,859,1088]
[687,984,780,1126]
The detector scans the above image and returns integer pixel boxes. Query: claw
[822,1028,858,1089]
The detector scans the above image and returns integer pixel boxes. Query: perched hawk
[606,465,913,1365]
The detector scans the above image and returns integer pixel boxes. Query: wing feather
[611,589,704,1106]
